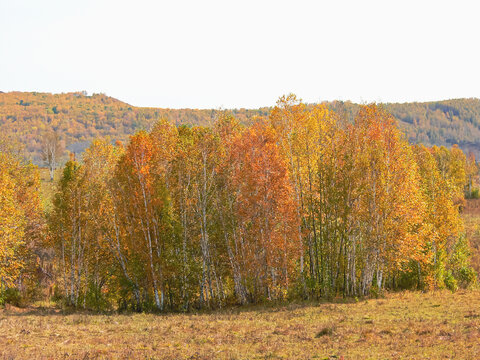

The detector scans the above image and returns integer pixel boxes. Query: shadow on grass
[0,305,118,317]
[206,296,364,316]
[1,295,372,318]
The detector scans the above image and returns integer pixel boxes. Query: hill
[1,91,480,163]
[0,91,267,163]
[330,98,480,155]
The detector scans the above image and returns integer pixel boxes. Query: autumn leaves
[270,97,427,297]
[0,144,43,295]
[4,95,476,310]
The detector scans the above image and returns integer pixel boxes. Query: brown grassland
[1,290,480,359]
[463,199,480,275]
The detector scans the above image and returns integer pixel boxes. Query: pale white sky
[1,0,479,109]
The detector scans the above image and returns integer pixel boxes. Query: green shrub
[0,288,22,307]
[471,188,479,199]
[457,266,477,288]
[448,234,477,288]
[396,261,424,290]
[444,271,458,292]
[84,282,112,311]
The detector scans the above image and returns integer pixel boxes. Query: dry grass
[2,290,480,359]
[462,199,480,273]
[38,167,60,211]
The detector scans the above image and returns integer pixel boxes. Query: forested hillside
[0,91,267,163]
[1,92,480,163]
[330,99,480,155]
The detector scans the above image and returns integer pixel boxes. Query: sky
[1,0,479,109]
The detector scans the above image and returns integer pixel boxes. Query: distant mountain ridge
[1,91,480,162]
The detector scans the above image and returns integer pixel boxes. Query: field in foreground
[2,291,480,359]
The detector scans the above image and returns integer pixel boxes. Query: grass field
[2,290,480,359]
[463,199,480,276]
